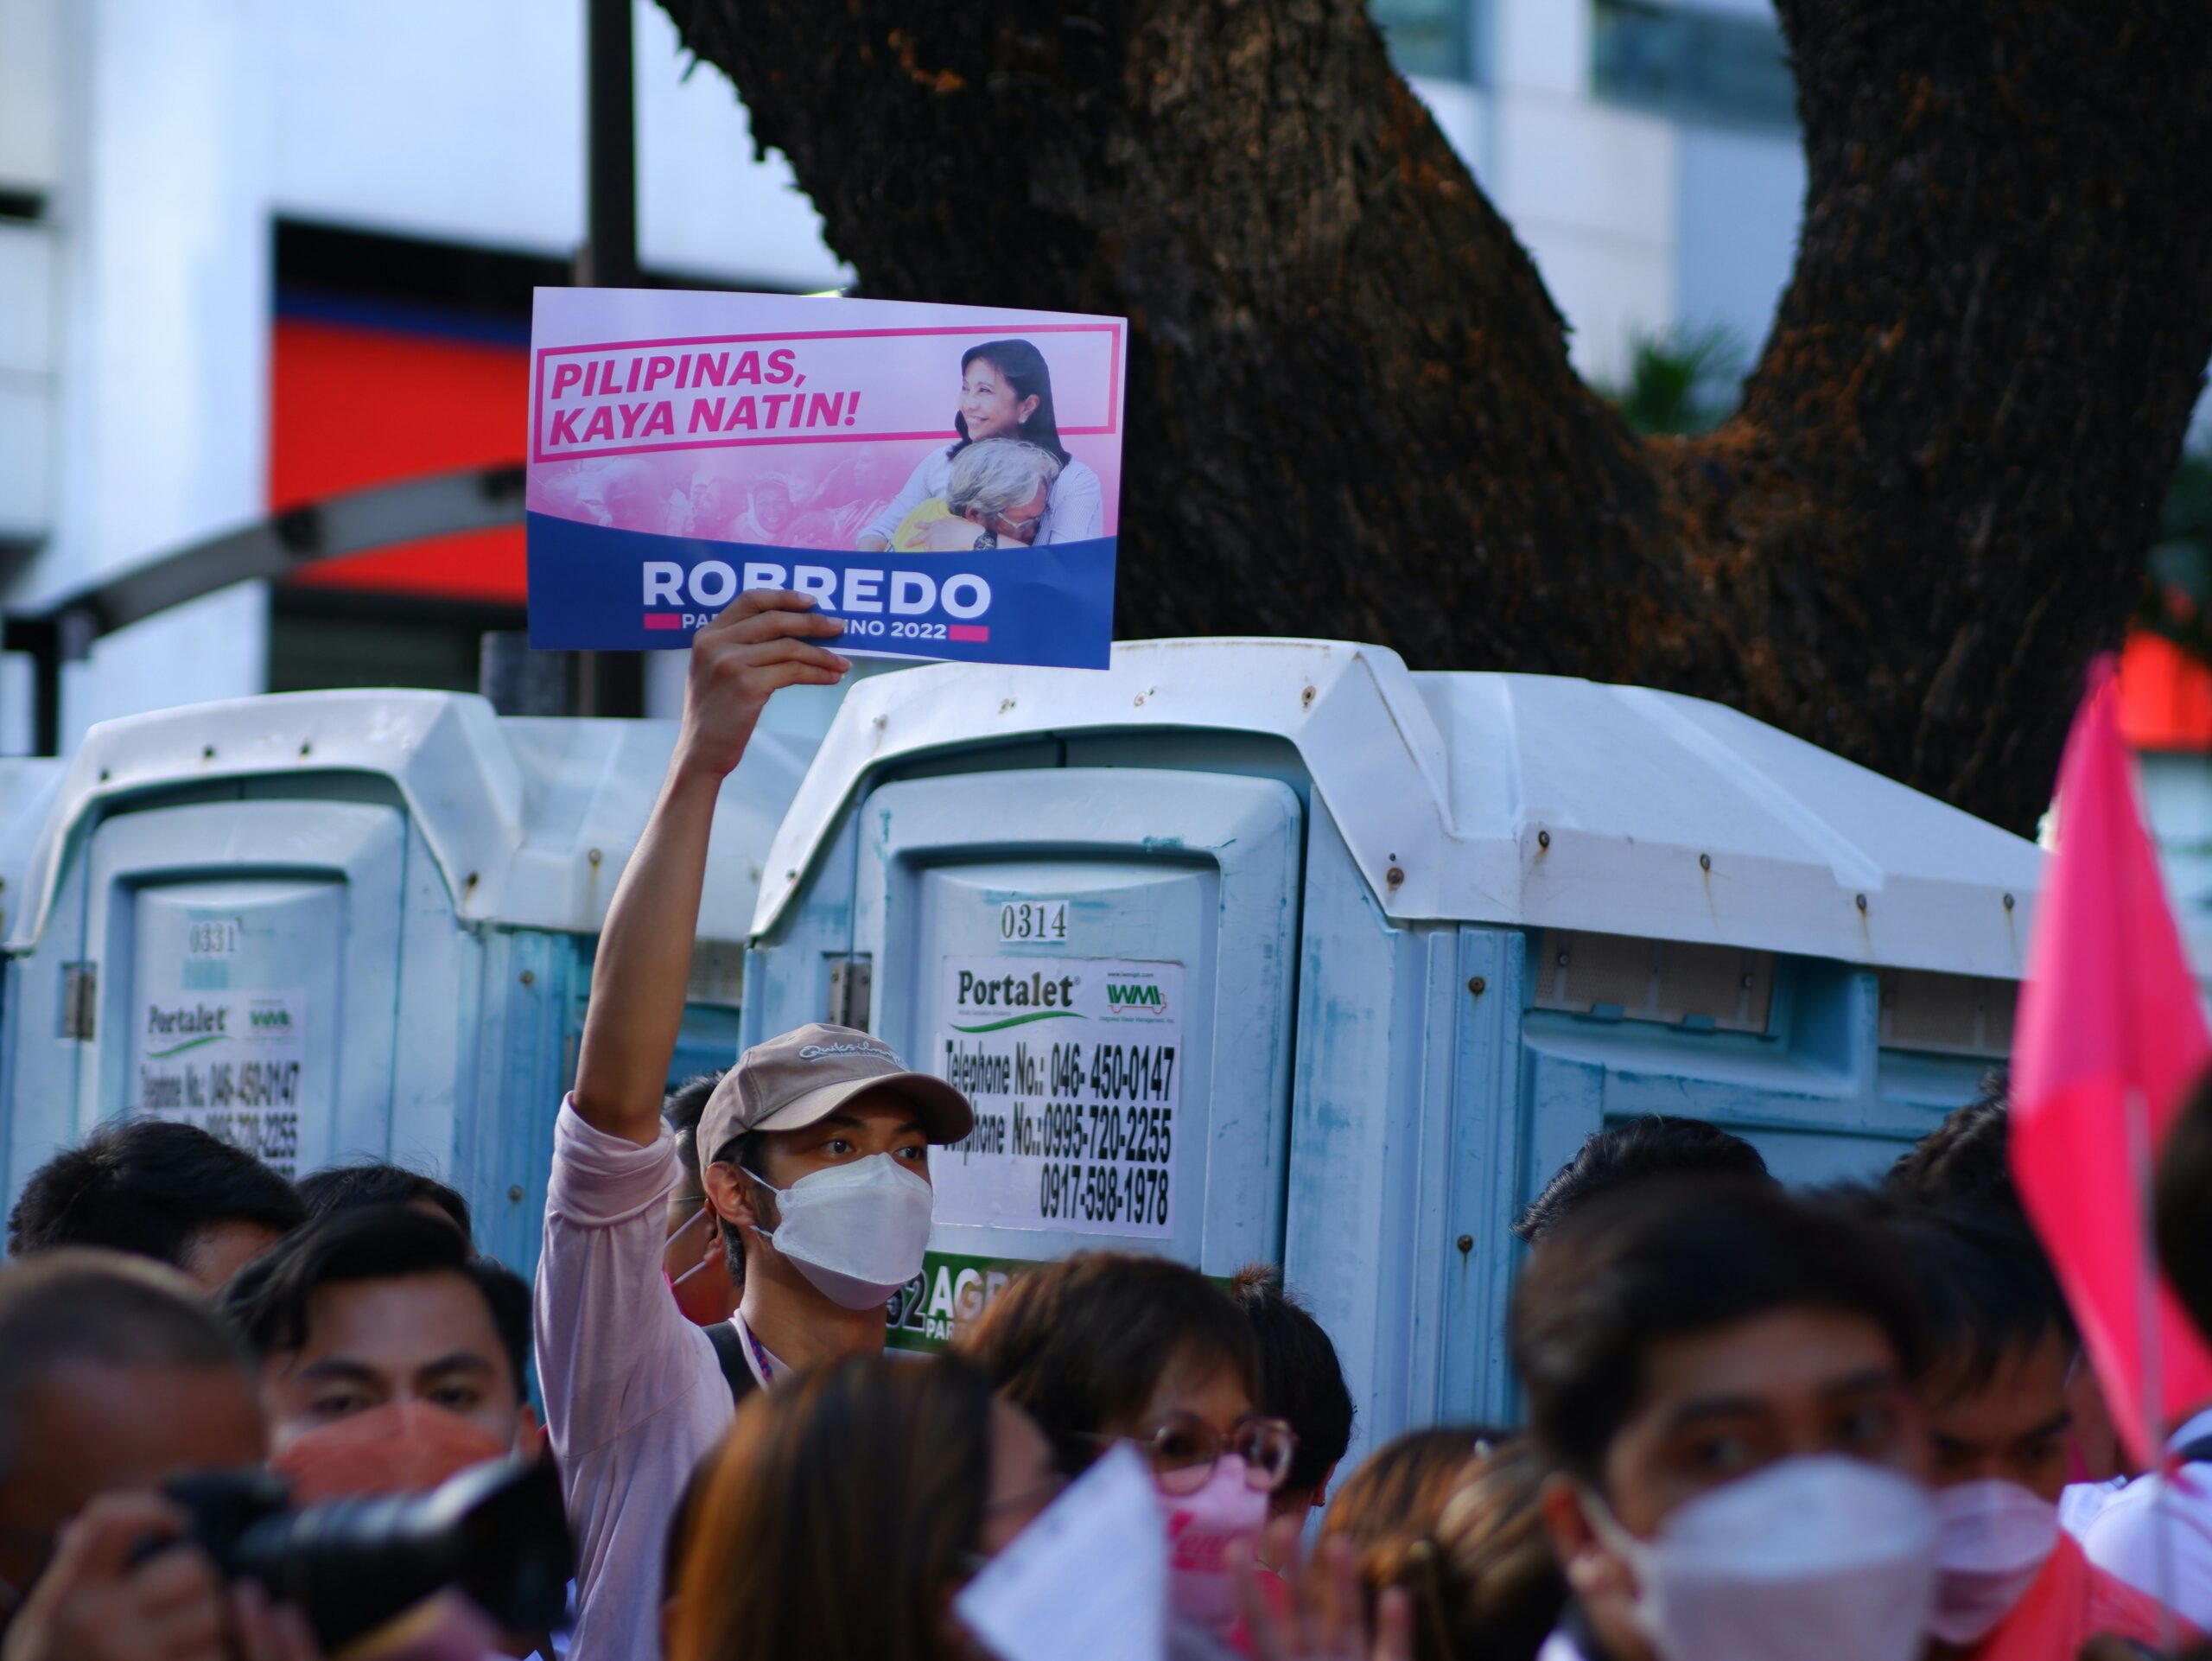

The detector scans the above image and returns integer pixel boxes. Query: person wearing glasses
[957,1250,1298,1652]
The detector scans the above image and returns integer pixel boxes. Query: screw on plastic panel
[465,873,480,894]
[1300,685,1316,710]
[2003,893,2016,910]
[519,970,535,986]
[508,1186,524,1203]
[1467,976,1486,996]
[201,745,215,760]
[298,741,312,758]
[1386,865,1405,891]
[588,848,603,866]
[1855,893,1868,912]
[1456,1234,1474,1254]
[1699,852,1712,871]
[1537,830,1550,850]
[98,769,109,782]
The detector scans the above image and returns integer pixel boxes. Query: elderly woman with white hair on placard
[892,439,1066,553]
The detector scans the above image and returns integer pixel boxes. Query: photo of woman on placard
[855,339,1105,550]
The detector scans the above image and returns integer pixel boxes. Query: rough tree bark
[656,0,2212,833]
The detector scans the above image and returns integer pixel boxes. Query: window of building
[1372,0,1471,82]
[1591,0,1797,132]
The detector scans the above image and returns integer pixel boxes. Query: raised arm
[570,590,849,1145]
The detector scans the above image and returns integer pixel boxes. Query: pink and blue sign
[524,290,1127,669]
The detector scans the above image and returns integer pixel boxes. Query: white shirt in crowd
[859,446,1106,549]
[2081,1404,2212,1630]
[536,1102,758,1661]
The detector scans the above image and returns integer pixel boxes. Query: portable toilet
[0,759,67,1133]
[739,639,2041,1457]
[0,688,827,1273]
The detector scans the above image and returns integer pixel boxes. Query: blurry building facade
[0,0,1805,751]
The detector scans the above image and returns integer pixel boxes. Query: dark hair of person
[1872,1196,2073,1400]
[2158,1065,2212,1344]
[671,1352,995,1661]
[1511,1115,1770,1244]
[956,1251,1262,1473]
[1422,1437,1568,1661]
[668,1072,747,1285]
[1230,1263,1355,1499]
[222,1206,531,1401]
[296,1161,473,1244]
[0,1251,247,1477]
[1318,1426,1491,1564]
[665,1072,726,1194]
[1510,1177,1925,1485]
[6,1118,305,1269]
[950,340,1070,467]
[1887,1067,2017,1212]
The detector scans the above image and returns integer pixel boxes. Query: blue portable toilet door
[79,800,410,1181]
[850,767,1304,1347]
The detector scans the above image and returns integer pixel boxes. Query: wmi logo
[1107,981,1170,1017]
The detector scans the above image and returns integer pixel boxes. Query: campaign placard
[524,289,1126,668]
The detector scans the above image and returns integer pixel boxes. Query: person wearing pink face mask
[956,1250,1291,1657]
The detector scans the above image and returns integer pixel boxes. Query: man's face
[1542,1308,1925,1661]
[259,1271,522,1454]
[1599,1308,1923,1533]
[179,1219,286,1292]
[1925,1332,2075,1502]
[704,1090,931,1263]
[0,1359,264,1600]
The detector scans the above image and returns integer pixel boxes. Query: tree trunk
[655,0,2212,834]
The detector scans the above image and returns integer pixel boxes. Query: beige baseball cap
[693,1023,975,1170]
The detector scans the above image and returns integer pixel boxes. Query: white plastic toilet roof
[753,639,2044,980]
[8,690,817,949]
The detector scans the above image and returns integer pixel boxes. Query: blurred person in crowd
[1510,1116,1770,1247]
[1890,1077,2130,1506]
[0,1251,315,1661]
[296,1162,473,1244]
[1421,1438,1569,1661]
[1880,1200,2180,1659]
[1511,1177,1936,1661]
[857,340,1104,550]
[1319,1427,1494,1564]
[667,1353,1058,1661]
[6,1119,304,1290]
[660,1073,739,1328]
[1314,1434,1562,1661]
[1890,1069,2018,1210]
[2081,1065,2212,1632]
[957,1250,1287,1651]
[224,1206,530,1457]
[535,590,983,1661]
[1232,1264,1356,1529]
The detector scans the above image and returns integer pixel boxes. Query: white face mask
[747,1152,933,1310]
[1928,1479,2060,1645]
[1584,1454,1938,1661]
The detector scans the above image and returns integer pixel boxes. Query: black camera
[157,1455,572,1653]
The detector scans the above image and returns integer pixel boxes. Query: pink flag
[2012,654,2212,1465]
